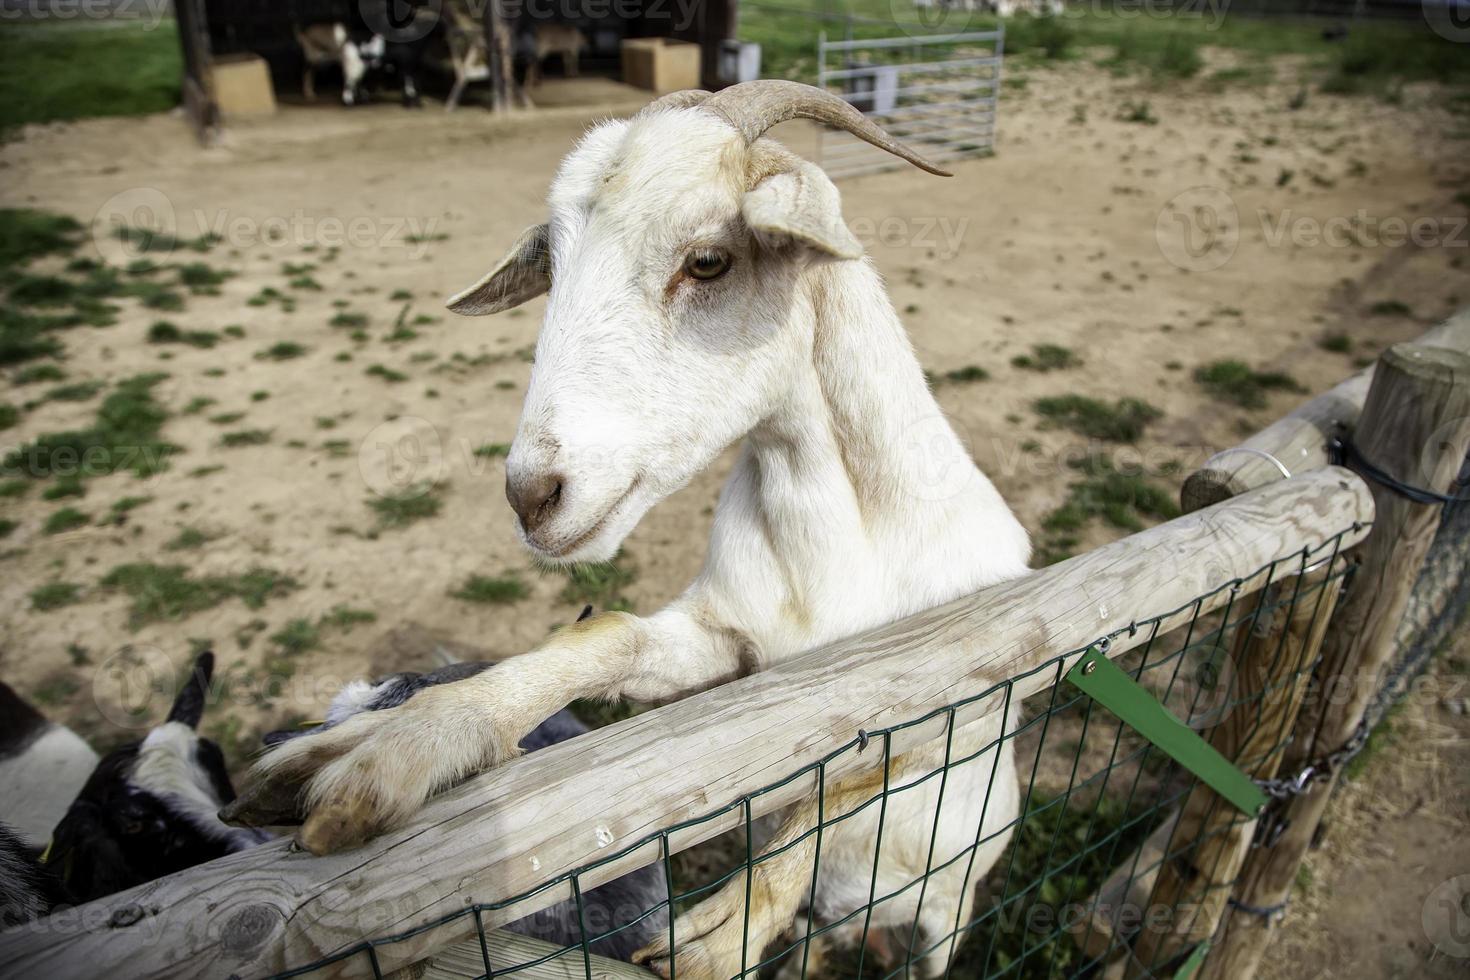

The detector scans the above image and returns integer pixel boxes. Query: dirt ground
[2,52,1467,974]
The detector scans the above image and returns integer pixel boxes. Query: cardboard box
[212,53,276,117]
[621,38,702,95]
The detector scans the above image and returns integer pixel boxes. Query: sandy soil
[2,54,1467,973]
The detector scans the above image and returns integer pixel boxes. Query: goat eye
[685,249,730,281]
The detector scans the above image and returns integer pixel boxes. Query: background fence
[2,315,1467,980]
[815,29,1003,179]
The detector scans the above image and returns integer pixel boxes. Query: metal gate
[816,27,1003,179]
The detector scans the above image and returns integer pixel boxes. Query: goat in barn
[46,651,270,902]
[295,21,429,108]
[0,683,97,852]
[295,23,366,106]
[264,609,669,962]
[226,79,1028,978]
[525,22,586,88]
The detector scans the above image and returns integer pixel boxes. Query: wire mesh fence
[265,527,1362,980]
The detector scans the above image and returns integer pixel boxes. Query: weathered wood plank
[1199,344,1470,980]
[0,469,1373,980]
[422,931,655,980]
[1181,309,1470,512]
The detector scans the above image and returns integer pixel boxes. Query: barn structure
[172,0,738,137]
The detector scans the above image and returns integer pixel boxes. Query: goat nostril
[508,472,566,534]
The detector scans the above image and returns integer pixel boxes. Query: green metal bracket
[1173,940,1210,980]
[1066,647,1268,818]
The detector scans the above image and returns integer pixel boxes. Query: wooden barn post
[173,0,219,141]
[1200,343,1470,980]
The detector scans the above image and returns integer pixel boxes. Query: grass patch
[98,562,299,628]
[0,22,181,134]
[331,311,369,329]
[148,320,218,348]
[1368,299,1412,317]
[270,618,321,657]
[1318,333,1352,354]
[365,364,408,383]
[451,573,529,605]
[43,506,89,534]
[368,484,443,529]
[1034,455,1180,565]
[0,208,83,270]
[102,494,153,525]
[939,365,990,384]
[0,518,15,539]
[258,341,308,361]
[1117,100,1159,125]
[220,429,271,448]
[1011,344,1080,373]
[30,581,83,611]
[321,605,378,632]
[176,262,231,293]
[14,364,66,384]
[558,551,636,609]
[44,380,104,403]
[964,793,1150,978]
[1034,395,1161,442]
[473,443,511,458]
[0,404,18,430]
[1193,360,1305,409]
[165,526,215,551]
[41,476,86,500]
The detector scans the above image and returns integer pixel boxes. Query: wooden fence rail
[0,469,1373,980]
[1182,309,1470,511]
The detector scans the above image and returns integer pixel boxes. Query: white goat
[227,80,1029,978]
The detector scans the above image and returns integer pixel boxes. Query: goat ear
[446,223,551,316]
[742,163,863,261]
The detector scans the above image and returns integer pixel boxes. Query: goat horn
[702,79,951,177]
[638,89,712,116]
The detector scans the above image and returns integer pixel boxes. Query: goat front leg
[634,766,890,980]
[223,606,750,854]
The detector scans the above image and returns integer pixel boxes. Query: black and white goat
[45,652,270,903]
[259,609,669,962]
[0,682,98,852]
[295,17,433,109]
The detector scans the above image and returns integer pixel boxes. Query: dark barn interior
[197,0,736,105]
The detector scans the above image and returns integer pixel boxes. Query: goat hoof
[219,781,306,828]
[297,796,378,855]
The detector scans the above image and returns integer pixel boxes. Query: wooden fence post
[1199,343,1470,980]
[1122,519,1346,974]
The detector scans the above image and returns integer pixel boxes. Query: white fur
[251,99,1031,977]
[132,723,269,851]
[0,725,97,849]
